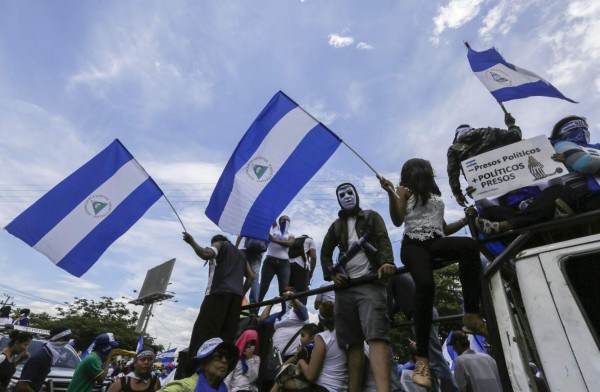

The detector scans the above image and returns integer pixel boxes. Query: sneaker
[462,313,488,336]
[554,198,575,218]
[412,357,432,388]
[475,217,501,235]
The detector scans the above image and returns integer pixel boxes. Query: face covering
[46,341,68,365]
[336,184,358,211]
[562,128,590,144]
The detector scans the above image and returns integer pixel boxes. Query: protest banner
[462,135,567,200]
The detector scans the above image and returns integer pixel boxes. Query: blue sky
[1,0,598,349]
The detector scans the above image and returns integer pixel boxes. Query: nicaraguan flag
[442,330,487,371]
[80,341,94,359]
[206,91,341,240]
[5,139,163,277]
[156,347,177,363]
[467,46,576,103]
[136,334,144,352]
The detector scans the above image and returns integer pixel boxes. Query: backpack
[288,235,310,261]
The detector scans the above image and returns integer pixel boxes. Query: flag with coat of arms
[5,139,163,277]
[467,45,576,103]
[206,91,342,240]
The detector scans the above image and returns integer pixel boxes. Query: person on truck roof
[550,115,600,212]
[473,114,599,235]
[380,159,486,389]
[447,112,522,207]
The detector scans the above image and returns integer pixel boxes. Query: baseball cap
[194,338,238,372]
[94,332,119,348]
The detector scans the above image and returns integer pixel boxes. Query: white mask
[337,185,357,210]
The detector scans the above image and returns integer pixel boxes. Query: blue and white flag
[467,46,576,103]
[5,139,163,277]
[442,330,487,371]
[80,341,94,360]
[156,347,177,363]
[136,334,144,352]
[206,91,342,240]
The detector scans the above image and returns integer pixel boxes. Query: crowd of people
[2,113,596,391]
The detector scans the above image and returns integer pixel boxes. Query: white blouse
[403,192,445,241]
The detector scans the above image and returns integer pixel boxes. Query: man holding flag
[175,233,252,379]
[447,112,522,206]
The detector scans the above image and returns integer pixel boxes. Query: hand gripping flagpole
[464,41,509,116]
[286,95,399,199]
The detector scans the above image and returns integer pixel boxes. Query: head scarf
[234,330,259,374]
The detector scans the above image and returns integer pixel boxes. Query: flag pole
[287,96,399,198]
[116,139,188,232]
[498,102,509,115]
[161,194,188,232]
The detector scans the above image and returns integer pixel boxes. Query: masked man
[16,326,74,392]
[321,183,396,392]
[258,215,296,302]
[68,333,119,392]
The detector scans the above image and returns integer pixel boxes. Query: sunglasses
[209,350,230,362]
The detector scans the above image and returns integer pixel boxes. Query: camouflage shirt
[447,125,522,196]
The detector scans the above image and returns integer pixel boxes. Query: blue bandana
[195,370,228,392]
[562,128,590,144]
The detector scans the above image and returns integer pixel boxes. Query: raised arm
[182,232,219,260]
[380,178,409,227]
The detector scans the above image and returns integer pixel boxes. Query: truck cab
[479,210,600,391]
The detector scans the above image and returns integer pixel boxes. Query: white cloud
[478,0,536,41]
[328,34,355,48]
[356,42,374,50]
[302,99,339,126]
[431,0,484,44]
[539,0,600,92]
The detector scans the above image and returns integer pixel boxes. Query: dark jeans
[481,185,576,228]
[401,235,481,358]
[248,255,262,305]
[259,256,291,302]
[175,292,242,379]
[289,262,310,304]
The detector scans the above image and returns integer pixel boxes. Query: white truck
[478,210,600,391]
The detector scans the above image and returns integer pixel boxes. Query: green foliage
[28,297,162,353]
[389,266,465,363]
[434,265,464,339]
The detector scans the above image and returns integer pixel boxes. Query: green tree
[389,265,464,363]
[54,297,162,352]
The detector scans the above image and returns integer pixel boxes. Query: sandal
[475,217,501,235]
[412,357,432,388]
[462,313,488,336]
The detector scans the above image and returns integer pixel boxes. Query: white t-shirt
[344,216,370,278]
[315,282,335,305]
[272,308,307,357]
[289,237,316,268]
[314,330,348,392]
[266,226,294,259]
